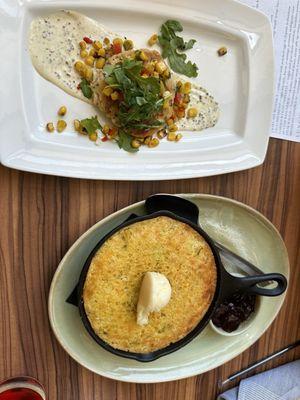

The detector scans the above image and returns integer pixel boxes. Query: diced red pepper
[83,36,93,44]
[77,83,81,90]
[113,42,122,54]
[101,136,109,142]
[174,92,182,105]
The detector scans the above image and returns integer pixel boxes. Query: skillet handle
[222,272,287,299]
[145,194,199,224]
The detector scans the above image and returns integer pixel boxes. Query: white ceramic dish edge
[0,0,274,180]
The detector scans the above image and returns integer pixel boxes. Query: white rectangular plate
[0,0,274,180]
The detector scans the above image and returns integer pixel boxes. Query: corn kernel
[57,120,67,133]
[145,62,155,74]
[157,130,166,139]
[148,138,159,148]
[85,56,95,66]
[102,86,113,96]
[104,37,110,45]
[58,106,67,116]
[88,48,97,57]
[123,39,134,50]
[176,81,182,89]
[111,91,119,101]
[183,94,190,103]
[113,38,123,46]
[97,48,106,57]
[141,73,148,79]
[73,119,81,132]
[144,137,152,145]
[95,58,105,69]
[166,118,174,126]
[103,124,110,135]
[167,132,176,141]
[138,50,148,61]
[148,34,158,46]
[80,50,88,59]
[218,46,227,56]
[79,41,87,50]
[74,60,86,74]
[155,61,167,74]
[131,139,141,148]
[163,69,170,79]
[93,40,102,50]
[169,124,178,132]
[46,122,55,132]
[89,132,98,141]
[175,133,183,141]
[187,108,198,118]
[84,67,93,81]
[180,82,191,94]
[163,99,170,109]
[153,71,159,78]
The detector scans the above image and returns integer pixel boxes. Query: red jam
[212,292,256,332]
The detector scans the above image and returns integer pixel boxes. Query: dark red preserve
[212,292,256,332]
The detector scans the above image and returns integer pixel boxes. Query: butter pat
[137,272,172,326]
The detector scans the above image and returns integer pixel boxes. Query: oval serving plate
[48,194,289,383]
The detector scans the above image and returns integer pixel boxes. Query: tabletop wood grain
[0,138,299,400]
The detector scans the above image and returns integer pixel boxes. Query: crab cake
[91,49,176,136]
[83,216,217,353]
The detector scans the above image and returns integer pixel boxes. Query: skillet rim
[77,210,224,362]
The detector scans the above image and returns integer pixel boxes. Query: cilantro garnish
[79,78,93,99]
[103,59,164,131]
[117,130,139,153]
[158,20,198,78]
[80,116,101,135]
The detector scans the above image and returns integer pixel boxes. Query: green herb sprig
[158,20,198,78]
[103,59,165,152]
[80,116,102,134]
[79,78,93,99]
[103,59,164,131]
[117,130,139,153]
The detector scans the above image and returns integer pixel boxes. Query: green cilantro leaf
[158,20,198,77]
[80,116,102,135]
[79,78,93,99]
[164,20,183,32]
[104,59,164,131]
[117,131,139,153]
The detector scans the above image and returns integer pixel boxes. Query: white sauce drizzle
[29,10,219,131]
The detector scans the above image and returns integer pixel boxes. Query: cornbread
[83,216,217,353]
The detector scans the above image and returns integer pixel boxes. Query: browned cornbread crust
[83,216,217,353]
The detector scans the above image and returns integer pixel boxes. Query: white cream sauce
[29,10,219,131]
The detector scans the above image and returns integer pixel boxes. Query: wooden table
[0,138,299,399]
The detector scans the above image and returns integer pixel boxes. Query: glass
[0,377,46,400]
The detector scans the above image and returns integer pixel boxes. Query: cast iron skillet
[77,195,287,362]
